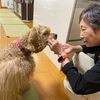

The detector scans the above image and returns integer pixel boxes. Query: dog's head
[22,24,57,53]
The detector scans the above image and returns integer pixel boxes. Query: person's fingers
[48,39,58,47]
[49,39,57,45]
[48,39,52,46]
[48,42,53,49]
[48,38,65,55]
[48,39,54,46]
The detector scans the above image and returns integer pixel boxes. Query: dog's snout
[54,34,57,40]
[52,33,57,40]
[48,33,57,40]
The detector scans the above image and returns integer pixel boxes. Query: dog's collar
[15,40,22,49]
[14,40,31,56]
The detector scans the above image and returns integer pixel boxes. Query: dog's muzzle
[51,33,57,40]
[54,34,57,40]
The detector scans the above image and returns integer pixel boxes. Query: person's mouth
[81,38,86,43]
[83,40,87,43]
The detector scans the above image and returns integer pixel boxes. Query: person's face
[80,19,100,47]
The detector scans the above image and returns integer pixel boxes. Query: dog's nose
[54,34,57,40]
[48,33,57,40]
[52,33,57,40]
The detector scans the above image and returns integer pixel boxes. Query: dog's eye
[43,32,49,36]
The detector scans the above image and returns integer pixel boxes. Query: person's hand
[48,38,70,67]
[62,43,74,54]
[48,38,64,55]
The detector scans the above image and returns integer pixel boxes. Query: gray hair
[79,4,100,31]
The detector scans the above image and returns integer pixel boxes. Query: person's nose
[80,31,84,39]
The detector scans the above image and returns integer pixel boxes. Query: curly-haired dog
[0,24,57,100]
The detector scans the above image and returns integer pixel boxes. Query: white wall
[33,0,76,69]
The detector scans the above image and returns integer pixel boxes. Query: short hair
[79,4,100,31]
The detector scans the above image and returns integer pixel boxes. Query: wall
[33,0,76,69]
[1,0,13,8]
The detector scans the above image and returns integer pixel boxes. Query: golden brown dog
[0,24,57,100]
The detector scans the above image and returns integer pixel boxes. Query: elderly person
[48,4,100,95]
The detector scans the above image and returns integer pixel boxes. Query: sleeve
[62,60,100,95]
[81,45,98,54]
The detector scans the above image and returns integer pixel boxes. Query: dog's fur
[0,24,56,100]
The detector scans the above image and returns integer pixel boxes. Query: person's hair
[79,4,100,31]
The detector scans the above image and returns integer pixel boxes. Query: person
[48,4,100,95]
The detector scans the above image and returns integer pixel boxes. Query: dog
[0,24,57,100]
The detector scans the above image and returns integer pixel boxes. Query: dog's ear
[28,26,38,43]
[27,26,39,52]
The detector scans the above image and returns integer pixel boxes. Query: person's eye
[81,28,86,32]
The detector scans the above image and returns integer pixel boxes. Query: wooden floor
[0,10,70,100]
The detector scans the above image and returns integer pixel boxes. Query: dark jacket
[62,45,100,95]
